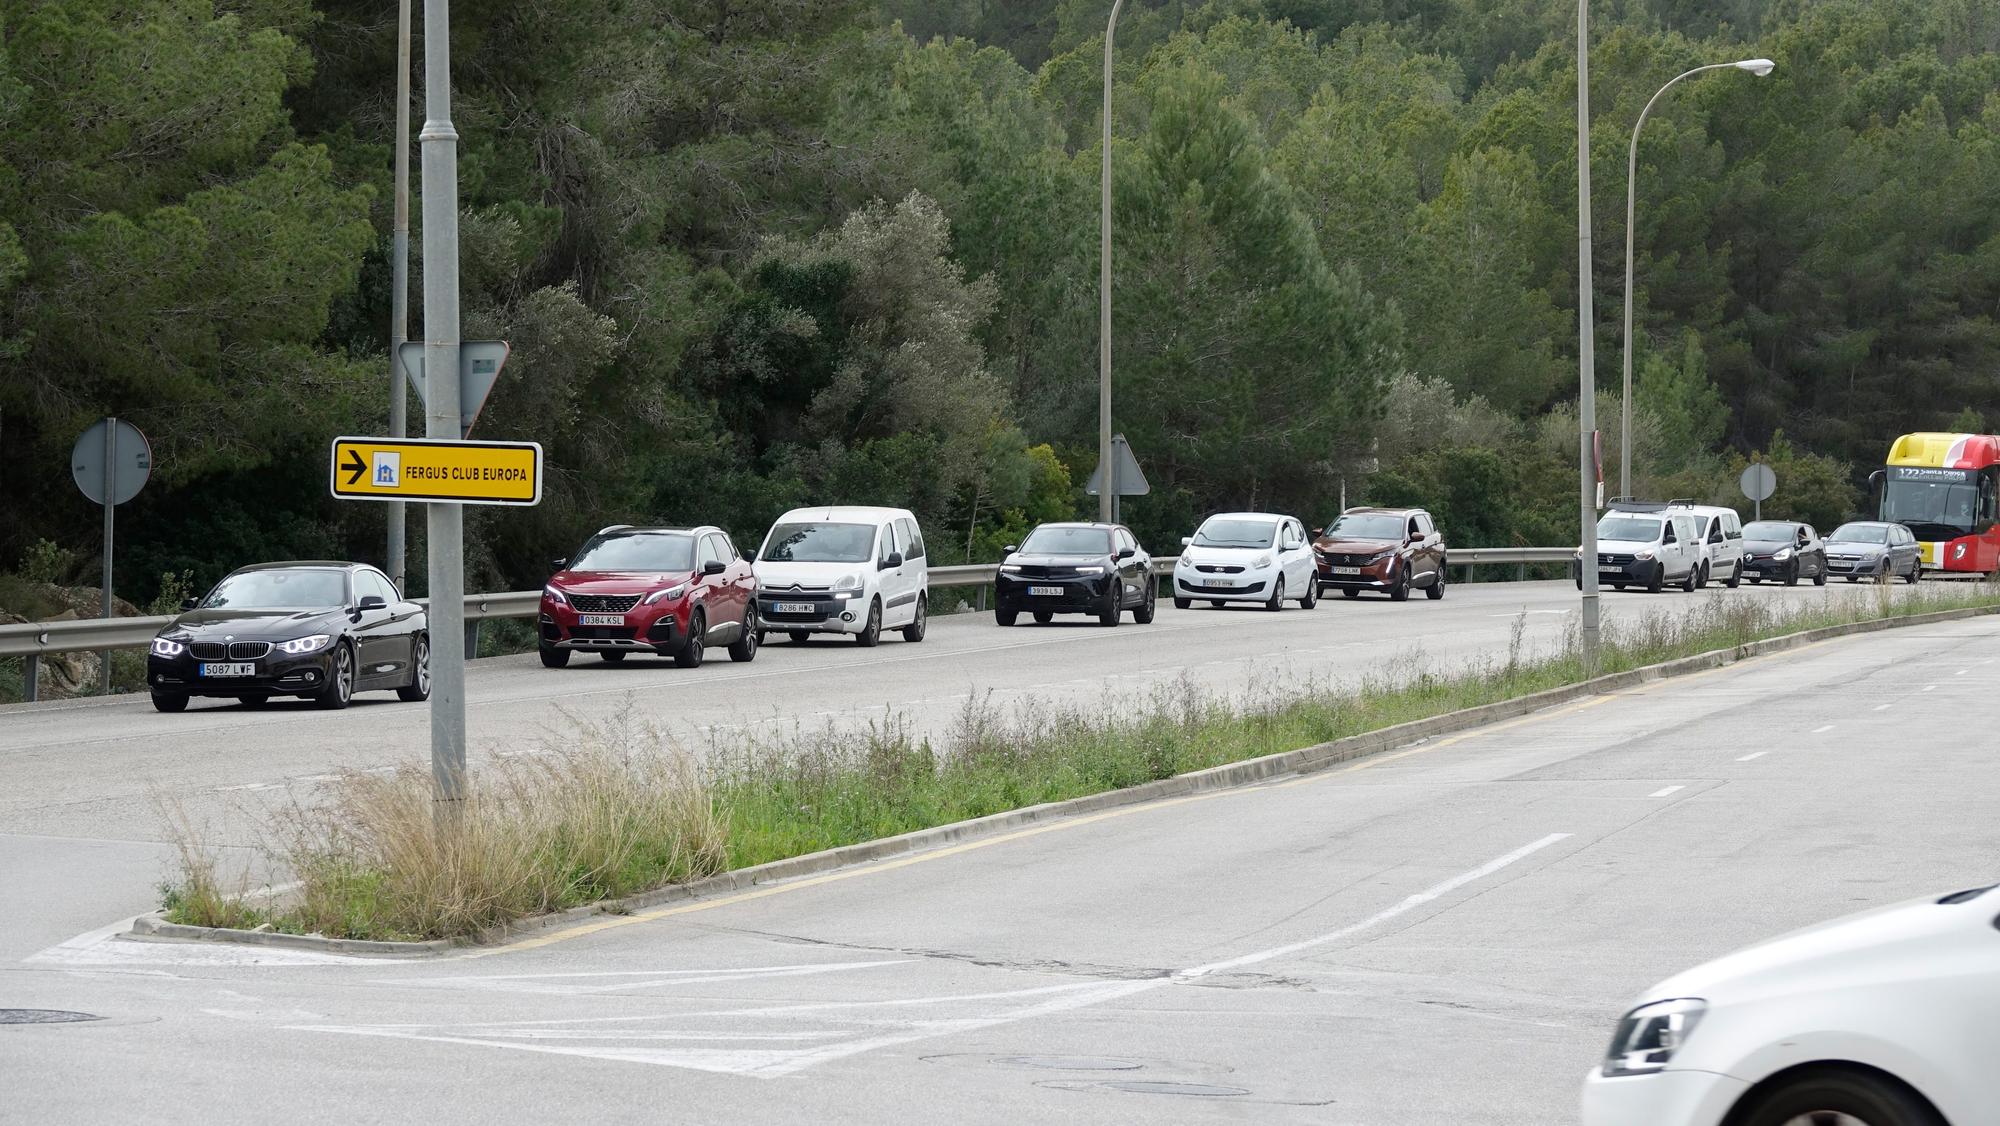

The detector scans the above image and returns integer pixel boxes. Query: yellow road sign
[329,436,542,506]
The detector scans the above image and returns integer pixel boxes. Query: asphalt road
[3,595,1995,1123]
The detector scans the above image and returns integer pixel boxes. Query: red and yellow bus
[1876,432,2000,575]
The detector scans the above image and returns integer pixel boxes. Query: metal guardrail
[1,549,1573,701]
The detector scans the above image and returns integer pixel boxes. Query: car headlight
[1602,998,1706,1077]
[543,584,569,606]
[1253,555,1274,569]
[150,637,186,658]
[1774,548,1793,561]
[1074,565,1106,575]
[1634,549,1655,561]
[833,573,864,591]
[275,634,332,655]
[1176,556,1192,569]
[1368,550,1395,565]
[643,584,687,605]
[1000,564,1024,573]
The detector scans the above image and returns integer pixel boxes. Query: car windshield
[1828,524,1888,544]
[761,522,875,564]
[1193,518,1277,549]
[1596,516,1662,542]
[201,569,348,610]
[1327,514,1405,540]
[569,532,695,572]
[1742,522,1797,541]
[1021,527,1111,555]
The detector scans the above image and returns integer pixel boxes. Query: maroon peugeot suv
[538,525,758,669]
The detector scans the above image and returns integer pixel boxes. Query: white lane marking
[1956,669,1970,675]
[1873,703,1893,712]
[1736,752,1768,762]
[1648,786,1685,798]
[1923,684,1937,692]
[1176,833,1571,980]
[1812,724,1835,734]
[293,835,1571,1076]
[401,961,911,997]
[26,913,407,968]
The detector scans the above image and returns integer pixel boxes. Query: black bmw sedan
[146,561,430,713]
[993,522,1155,626]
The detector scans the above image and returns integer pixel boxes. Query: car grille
[189,642,270,661]
[1598,553,1636,565]
[568,593,642,614]
[1011,565,1092,579]
[1320,553,1376,567]
[1194,564,1246,574]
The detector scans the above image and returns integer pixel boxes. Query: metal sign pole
[101,417,116,695]
[386,0,413,592]
[420,0,466,829]
[1575,0,1601,672]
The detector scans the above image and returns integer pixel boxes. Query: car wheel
[396,635,431,701]
[151,691,189,714]
[538,644,570,668]
[1906,562,1921,584]
[1726,561,1742,588]
[1172,596,1191,610]
[1266,576,1286,612]
[1343,588,1360,599]
[1876,561,1892,584]
[1098,589,1120,626]
[675,613,706,668]
[1299,578,1318,609]
[789,631,810,644]
[313,642,355,710]
[1645,564,1664,593]
[729,607,760,662]
[1734,1067,1944,1126]
[1784,562,1800,586]
[600,650,627,663]
[1133,583,1157,623]
[1694,563,1709,590]
[1681,564,1698,593]
[1033,610,1054,624]
[1812,563,1827,587]
[900,595,927,643]
[1426,569,1445,600]
[995,608,1018,626]
[855,599,881,647]
[1389,569,1411,601]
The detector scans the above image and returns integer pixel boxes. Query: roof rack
[596,523,634,535]
[1606,498,1668,512]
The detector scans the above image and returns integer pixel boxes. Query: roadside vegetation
[162,582,2000,942]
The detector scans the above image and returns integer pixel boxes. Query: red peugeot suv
[538,525,758,669]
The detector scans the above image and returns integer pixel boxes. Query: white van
[1579,509,1703,593]
[752,506,929,646]
[1667,502,1746,588]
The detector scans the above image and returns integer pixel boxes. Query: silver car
[1823,521,1922,583]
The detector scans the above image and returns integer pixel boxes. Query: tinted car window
[203,569,349,610]
[761,523,875,564]
[899,518,927,561]
[359,571,399,604]
[1193,518,1277,549]
[698,535,724,567]
[878,522,898,565]
[572,532,696,572]
[1742,522,1797,540]
[1023,527,1111,555]
[1326,514,1404,540]
[1417,513,1435,534]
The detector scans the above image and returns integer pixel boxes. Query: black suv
[994,523,1155,626]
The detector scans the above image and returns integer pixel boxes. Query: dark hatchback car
[146,562,429,713]
[1312,507,1447,601]
[1741,520,1829,586]
[539,525,758,668]
[994,523,1154,626]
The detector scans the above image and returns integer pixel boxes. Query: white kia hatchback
[752,506,929,647]
[1172,512,1318,610]
[1581,883,2000,1126]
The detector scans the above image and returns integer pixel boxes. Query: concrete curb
[135,600,1998,956]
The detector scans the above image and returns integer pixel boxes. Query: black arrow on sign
[341,448,367,486]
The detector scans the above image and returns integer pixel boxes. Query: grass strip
[164,582,2000,942]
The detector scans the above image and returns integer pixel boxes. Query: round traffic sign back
[1739,462,1776,503]
[71,418,152,506]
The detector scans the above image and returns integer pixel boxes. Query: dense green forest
[4,0,1998,604]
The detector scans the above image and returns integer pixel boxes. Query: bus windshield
[1881,478,1979,540]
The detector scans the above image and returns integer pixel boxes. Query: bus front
[1879,432,2000,575]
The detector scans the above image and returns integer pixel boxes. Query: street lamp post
[386,0,413,591]
[1098,0,1124,525]
[1576,0,1600,669]
[1618,58,1775,500]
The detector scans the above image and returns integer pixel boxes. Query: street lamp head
[1735,58,1776,77]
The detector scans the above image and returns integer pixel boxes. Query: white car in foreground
[1581,884,2000,1126]
[1172,512,1318,610]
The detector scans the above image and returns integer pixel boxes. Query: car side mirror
[1310,528,1321,538]
[550,557,567,571]
[357,595,388,611]
[180,598,200,612]
[703,560,727,576]
[880,552,904,571]
[1002,544,1018,555]
[1181,536,1194,547]
[1116,547,1134,560]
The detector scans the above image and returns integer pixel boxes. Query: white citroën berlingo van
[752,506,929,647]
